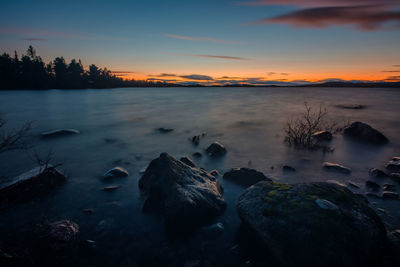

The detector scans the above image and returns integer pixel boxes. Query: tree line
[0,46,172,89]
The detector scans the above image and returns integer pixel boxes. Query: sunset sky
[1,0,400,85]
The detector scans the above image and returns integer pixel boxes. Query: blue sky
[1,0,400,84]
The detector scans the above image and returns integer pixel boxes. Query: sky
[1,0,400,85]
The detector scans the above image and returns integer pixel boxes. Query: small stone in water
[315,198,339,210]
[101,185,121,191]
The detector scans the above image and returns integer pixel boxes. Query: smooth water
[0,87,400,266]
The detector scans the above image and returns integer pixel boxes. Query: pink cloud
[241,0,399,7]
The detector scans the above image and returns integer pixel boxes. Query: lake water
[1,87,400,266]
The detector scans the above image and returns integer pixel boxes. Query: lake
[1,87,400,266]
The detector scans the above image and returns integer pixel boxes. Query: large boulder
[139,153,226,231]
[237,181,387,266]
[223,168,271,187]
[343,121,388,144]
[0,166,66,207]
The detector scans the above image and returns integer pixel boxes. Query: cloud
[385,75,400,81]
[252,5,400,31]
[188,54,250,60]
[180,74,214,80]
[111,71,135,74]
[394,65,400,67]
[382,70,400,73]
[23,38,47,41]
[163,34,236,44]
[240,0,399,7]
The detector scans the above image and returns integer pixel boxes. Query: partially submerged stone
[139,153,226,231]
[103,167,129,178]
[46,220,79,242]
[101,185,121,191]
[386,158,400,172]
[366,180,380,191]
[389,173,400,182]
[343,121,388,144]
[335,104,366,110]
[191,135,200,146]
[157,128,174,133]
[223,168,271,187]
[312,130,332,141]
[323,162,351,174]
[382,191,399,200]
[237,181,387,266]
[282,165,296,172]
[206,142,227,157]
[369,168,388,178]
[41,129,80,138]
[0,166,66,207]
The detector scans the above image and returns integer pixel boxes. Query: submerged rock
[335,104,366,110]
[312,130,332,141]
[41,129,80,138]
[343,121,388,144]
[192,152,203,158]
[369,168,388,178]
[383,184,396,191]
[386,158,400,172]
[0,166,66,207]
[180,156,196,168]
[101,185,121,191]
[323,162,351,174]
[157,128,174,133]
[389,173,400,182]
[206,142,227,157]
[223,168,271,187]
[103,167,129,178]
[139,153,226,231]
[382,191,399,200]
[282,165,296,172]
[45,220,79,242]
[191,135,200,146]
[237,181,387,266]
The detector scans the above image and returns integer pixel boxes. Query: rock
[206,142,227,157]
[335,104,366,110]
[366,192,381,199]
[323,162,351,174]
[383,184,396,191]
[180,156,196,168]
[347,181,360,189]
[191,135,200,146]
[158,128,174,133]
[103,167,129,178]
[0,166,66,207]
[192,152,202,158]
[96,218,116,232]
[237,181,387,266]
[210,170,219,177]
[223,168,271,187]
[41,129,80,138]
[386,159,400,172]
[85,240,96,248]
[101,185,121,191]
[392,157,400,161]
[312,130,332,141]
[138,153,226,231]
[343,121,388,144]
[382,191,399,200]
[366,181,380,191]
[389,173,400,182]
[369,168,388,178]
[40,220,79,243]
[282,165,296,172]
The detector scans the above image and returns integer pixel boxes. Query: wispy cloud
[180,74,214,80]
[188,54,250,60]
[251,5,400,31]
[111,71,135,74]
[382,70,400,73]
[163,34,236,44]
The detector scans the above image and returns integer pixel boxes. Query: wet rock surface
[343,121,388,144]
[369,168,388,178]
[103,167,129,178]
[323,162,351,174]
[386,157,400,172]
[223,168,271,188]
[139,153,226,232]
[180,156,196,168]
[237,181,387,266]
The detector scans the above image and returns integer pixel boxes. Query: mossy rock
[237,181,387,266]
